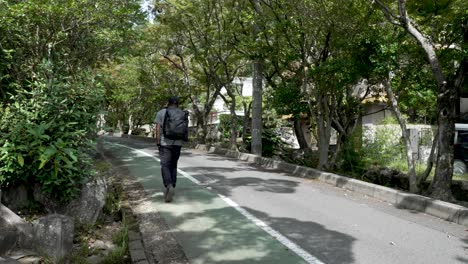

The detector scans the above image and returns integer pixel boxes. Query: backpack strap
[163,108,169,138]
[162,107,177,145]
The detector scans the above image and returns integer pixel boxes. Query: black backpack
[163,107,189,141]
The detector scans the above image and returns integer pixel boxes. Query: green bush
[0,70,104,201]
[338,136,367,176]
[362,124,405,168]
[245,129,284,157]
[218,114,242,140]
[131,127,147,136]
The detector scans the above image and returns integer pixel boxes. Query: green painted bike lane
[103,141,313,264]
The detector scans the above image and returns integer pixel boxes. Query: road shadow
[208,174,297,195]
[203,154,293,173]
[102,138,302,205]
[182,165,299,195]
[154,200,356,264]
[243,207,357,264]
[458,236,468,263]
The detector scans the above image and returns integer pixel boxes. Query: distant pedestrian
[154,96,188,202]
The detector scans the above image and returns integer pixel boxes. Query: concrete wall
[362,104,392,125]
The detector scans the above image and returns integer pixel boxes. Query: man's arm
[155,123,161,146]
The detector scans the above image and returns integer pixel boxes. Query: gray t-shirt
[154,108,183,146]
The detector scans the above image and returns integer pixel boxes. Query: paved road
[102,137,468,264]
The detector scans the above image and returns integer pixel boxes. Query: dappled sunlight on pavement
[101,138,316,263]
[100,136,468,264]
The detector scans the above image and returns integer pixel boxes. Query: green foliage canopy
[0,0,144,200]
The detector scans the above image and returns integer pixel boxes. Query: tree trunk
[293,118,309,149]
[419,128,438,184]
[384,77,419,193]
[128,114,133,135]
[192,106,207,144]
[329,133,343,169]
[428,27,467,198]
[196,116,206,144]
[329,125,358,170]
[228,95,238,150]
[242,101,252,143]
[251,0,263,156]
[117,120,123,133]
[429,88,456,200]
[316,121,331,170]
[251,59,263,155]
[220,92,239,150]
[329,94,360,170]
[314,95,332,170]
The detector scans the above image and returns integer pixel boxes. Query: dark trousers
[159,145,182,188]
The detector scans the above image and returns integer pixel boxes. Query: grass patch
[100,219,129,264]
[384,159,432,177]
[94,159,111,174]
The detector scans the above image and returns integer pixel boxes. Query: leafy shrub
[245,129,284,157]
[0,70,104,201]
[337,136,367,176]
[131,127,147,136]
[218,114,242,140]
[362,124,405,168]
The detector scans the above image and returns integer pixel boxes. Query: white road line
[218,194,324,264]
[108,142,325,264]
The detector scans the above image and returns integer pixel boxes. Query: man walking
[154,96,187,202]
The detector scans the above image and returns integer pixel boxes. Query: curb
[122,206,151,264]
[196,144,468,227]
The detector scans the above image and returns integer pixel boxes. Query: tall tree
[372,0,467,200]
[100,56,168,134]
[254,0,379,169]
[153,0,245,144]
[250,0,264,155]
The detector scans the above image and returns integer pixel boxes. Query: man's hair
[168,96,179,106]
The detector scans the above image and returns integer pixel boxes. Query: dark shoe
[164,186,169,200]
[165,186,175,202]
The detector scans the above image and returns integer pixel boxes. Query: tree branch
[372,0,402,26]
